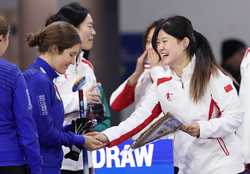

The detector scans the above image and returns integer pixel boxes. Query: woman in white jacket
[109,19,180,173]
[110,19,168,139]
[90,15,244,174]
[239,48,250,170]
[110,19,164,114]
[45,3,111,174]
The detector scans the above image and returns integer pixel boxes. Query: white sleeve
[239,51,250,163]
[110,79,129,104]
[149,66,166,82]
[103,84,162,147]
[61,91,80,114]
[55,76,80,114]
[77,59,97,90]
[198,71,243,139]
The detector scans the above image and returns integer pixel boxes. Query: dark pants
[0,165,29,174]
[174,166,179,174]
[61,168,94,174]
[61,170,82,174]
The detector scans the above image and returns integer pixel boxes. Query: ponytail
[0,16,9,37]
[190,31,219,102]
[25,21,81,54]
[26,31,44,47]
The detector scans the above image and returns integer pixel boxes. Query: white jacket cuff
[198,120,210,139]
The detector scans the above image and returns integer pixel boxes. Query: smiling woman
[89,15,245,174]
[26,21,81,74]
[44,3,111,174]
[23,21,105,174]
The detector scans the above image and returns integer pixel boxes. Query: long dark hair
[45,2,89,27]
[143,19,164,49]
[152,16,220,102]
[45,2,90,58]
[26,21,81,54]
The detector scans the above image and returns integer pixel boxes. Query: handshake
[84,131,109,151]
[65,130,109,161]
[64,102,106,161]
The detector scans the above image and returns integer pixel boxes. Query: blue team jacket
[23,57,85,172]
[0,59,42,174]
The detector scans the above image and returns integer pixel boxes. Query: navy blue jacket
[0,59,42,174]
[23,57,85,172]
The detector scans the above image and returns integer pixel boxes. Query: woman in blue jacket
[0,16,42,174]
[45,3,111,174]
[23,21,104,174]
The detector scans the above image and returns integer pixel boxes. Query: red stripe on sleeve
[111,83,136,112]
[108,102,162,147]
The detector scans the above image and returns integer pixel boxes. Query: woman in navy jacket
[23,21,104,174]
[0,16,42,174]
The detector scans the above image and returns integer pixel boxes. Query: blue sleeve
[63,124,72,132]
[13,73,42,174]
[27,74,85,148]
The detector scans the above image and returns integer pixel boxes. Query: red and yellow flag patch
[224,84,233,93]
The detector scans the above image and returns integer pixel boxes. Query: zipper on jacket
[179,78,184,89]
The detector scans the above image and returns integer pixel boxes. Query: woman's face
[156,29,187,67]
[78,14,96,51]
[145,27,160,66]
[52,44,81,74]
[0,33,9,56]
[145,28,155,50]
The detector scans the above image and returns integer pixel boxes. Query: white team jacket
[110,66,165,112]
[55,51,96,171]
[103,57,244,174]
[110,66,168,139]
[239,48,250,164]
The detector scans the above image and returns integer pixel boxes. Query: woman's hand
[181,122,200,137]
[127,50,147,86]
[84,133,107,151]
[134,50,148,75]
[84,132,110,150]
[147,48,161,67]
[84,85,101,104]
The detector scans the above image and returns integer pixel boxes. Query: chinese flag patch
[224,84,233,93]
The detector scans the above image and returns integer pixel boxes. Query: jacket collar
[34,57,59,81]
[170,55,196,81]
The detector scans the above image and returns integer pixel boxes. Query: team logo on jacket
[165,92,173,101]
[38,94,48,116]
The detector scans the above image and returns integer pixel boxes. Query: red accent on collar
[81,59,94,70]
[157,77,172,86]
[243,48,250,58]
